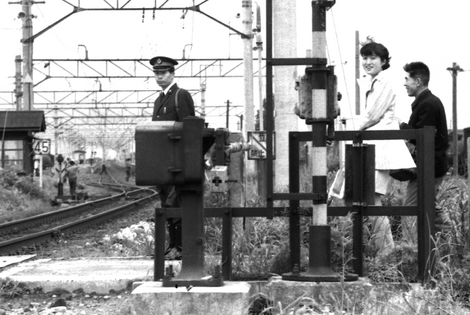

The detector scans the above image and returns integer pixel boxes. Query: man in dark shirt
[99,161,108,184]
[150,56,195,259]
[65,160,79,197]
[125,158,132,182]
[400,61,450,231]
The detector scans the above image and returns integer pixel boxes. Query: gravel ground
[0,203,157,315]
[0,290,137,315]
[1,162,160,314]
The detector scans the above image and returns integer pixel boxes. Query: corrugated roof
[0,111,46,132]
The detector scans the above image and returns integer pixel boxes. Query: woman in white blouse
[357,41,415,256]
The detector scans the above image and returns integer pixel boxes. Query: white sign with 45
[33,139,51,154]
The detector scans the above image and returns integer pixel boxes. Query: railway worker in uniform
[150,55,195,260]
[400,61,450,232]
[65,159,79,198]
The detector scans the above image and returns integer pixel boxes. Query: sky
[316,0,470,130]
[1,0,470,136]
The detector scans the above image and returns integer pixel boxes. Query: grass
[2,157,470,314]
[235,153,470,313]
[0,162,120,224]
[0,167,57,223]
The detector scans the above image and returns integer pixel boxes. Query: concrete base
[0,257,161,294]
[266,277,373,311]
[131,281,251,315]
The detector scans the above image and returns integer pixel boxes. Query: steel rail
[0,188,127,236]
[0,188,157,255]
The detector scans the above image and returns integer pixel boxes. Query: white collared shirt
[162,82,176,95]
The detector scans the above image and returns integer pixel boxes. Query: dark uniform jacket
[400,89,449,178]
[151,83,195,213]
[151,84,195,122]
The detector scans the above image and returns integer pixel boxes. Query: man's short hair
[403,62,430,86]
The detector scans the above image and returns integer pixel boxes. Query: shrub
[0,168,19,188]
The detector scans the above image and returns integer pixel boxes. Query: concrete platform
[131,281,251,315]
[0,255,181,294]
[0,254,36,268]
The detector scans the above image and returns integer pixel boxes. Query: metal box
[135,117,209,186]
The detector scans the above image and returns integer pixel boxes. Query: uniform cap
[149,56,178,71]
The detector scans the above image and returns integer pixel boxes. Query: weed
[4,156,470,313]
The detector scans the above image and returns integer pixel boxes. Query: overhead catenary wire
[6,1,250,154]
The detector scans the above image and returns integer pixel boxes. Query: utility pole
[254,3,263,131]
[22,1,39,110]
[447,62,463,177]
[9,0,44,110]
[200,80,206,119]
[22,0,34,110]
[242,0,254,134]
[256,35,263,129]
[199,65,207,119]
[54,107,59,155]
[226,100,231,128]
[273,0,298,188]
[253,3,267,199]
[14,55,22,110]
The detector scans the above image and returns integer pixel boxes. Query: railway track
[0,184,158,255]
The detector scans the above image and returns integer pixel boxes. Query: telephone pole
[226,100,232,128]
[9,0,45,110]
[14,55,22,110]
[21,0,34,110]
[242,0,254,134]
[447,62,463,177]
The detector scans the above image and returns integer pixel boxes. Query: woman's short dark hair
[360,42,391,70]
[403,62,430,86]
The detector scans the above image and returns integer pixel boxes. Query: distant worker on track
[99,161,109,183]
[150,55,195,260]
[125,158,132,182]
[65,159,79,197]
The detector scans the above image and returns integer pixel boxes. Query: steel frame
[3,0,263,142]
[154,1,437,285]
[156,121,436,283]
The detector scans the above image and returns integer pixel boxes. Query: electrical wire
[35,5,79,58]
[174,0,196,87]
[329,7,356,130]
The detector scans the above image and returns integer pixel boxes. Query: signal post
[282,0,343,282]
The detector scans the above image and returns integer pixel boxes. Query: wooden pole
[226,100,230,128]
[447,62,463,176]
